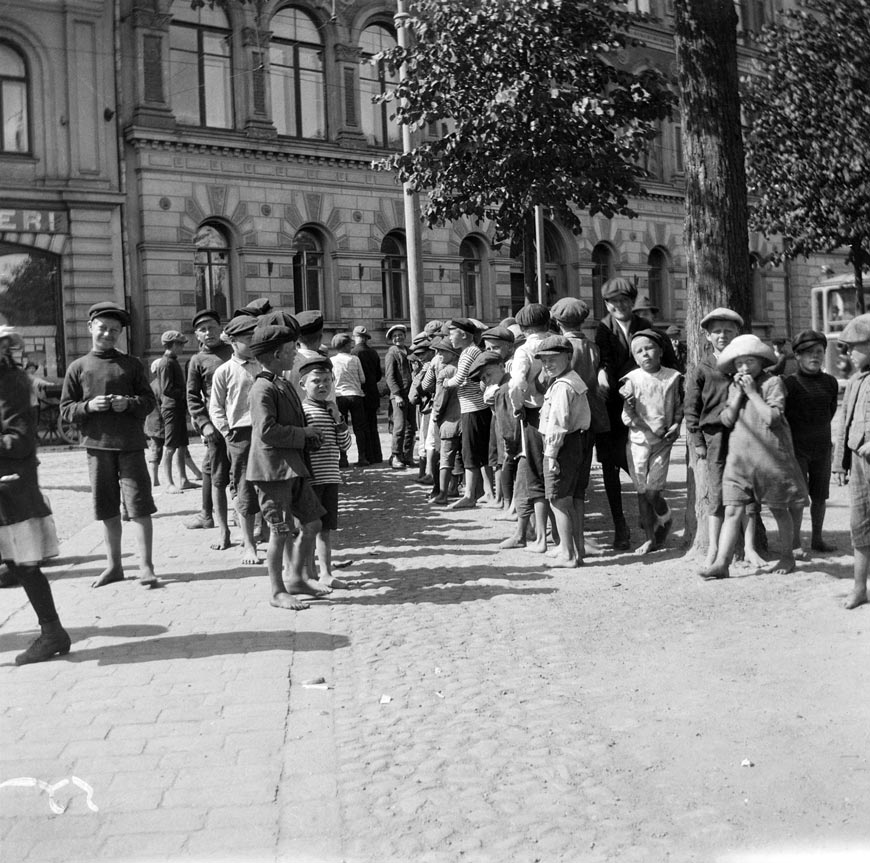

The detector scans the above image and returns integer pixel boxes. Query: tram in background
[810,272,865,389]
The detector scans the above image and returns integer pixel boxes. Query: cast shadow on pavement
[0,623,169,653]
[58,629,349,666]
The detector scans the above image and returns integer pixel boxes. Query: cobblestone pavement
[1,435,869,863]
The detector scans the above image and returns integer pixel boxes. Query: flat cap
[424,320,444,337]
[232,298,272,318]
[499,316,517,328]
[431,337,460,356]
[331,332,353,350]
[161,330,187,345]
[601,277,637,302]
[192,308,221,329]
[352,325,370,338]
[385,324,406,340]
[410,339,433,355]
[515,303,550,328]
[481,325,515,344]
[466,350,505,381]
[88,301,130,326]
[297,356,333,378]
[550,297,590,327]
[630,328,667,352]
[248,324,297,357]
[223,314,260,338]
[838,313,870,345]
[448,318,477,334]
[536,335,573,356]
[257,309,301,339]
[716,334,776,375]
[412,331,431,345]
[295,310,324,335]
[700,307,744,329]
[791,329,827,353]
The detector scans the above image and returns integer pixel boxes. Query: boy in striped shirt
[300,357,352,588]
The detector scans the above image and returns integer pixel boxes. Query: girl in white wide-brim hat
[700,334,808,580]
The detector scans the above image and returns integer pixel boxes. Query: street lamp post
[394,0,425,337]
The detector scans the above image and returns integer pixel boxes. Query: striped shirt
[445,344,486,413]
[301,398,352,486]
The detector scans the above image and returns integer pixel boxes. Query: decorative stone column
[334,43,367,146]
[130,2,175,129]
[242,27,278,140]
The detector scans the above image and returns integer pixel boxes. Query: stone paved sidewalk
[2,436,870,863]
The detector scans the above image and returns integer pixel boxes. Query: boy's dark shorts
[461,407,492,469]
[87,449,157,521]
[161,405,189,449]
[311,482,339,531]
[795,446,832,501]
[439,435,461,469]
[206,432,231,489]
[255,478,325,530]
[226,427,260,516]
[514,424,545,518]
[544,430,589,500]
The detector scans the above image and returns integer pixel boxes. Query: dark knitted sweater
[783,368,838,453]
[186,344,232,433]
[60,349,154,451]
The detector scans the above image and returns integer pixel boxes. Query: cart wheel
[57,414,80,445]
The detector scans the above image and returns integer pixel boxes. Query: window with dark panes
[0,43,29,153]
[169,2,233,128]
[194,225,231,319]
[293,230,324,312]
[381,233,408,319]
[359,24,400,148]
[460,239,481,317]
[270,8,325,139]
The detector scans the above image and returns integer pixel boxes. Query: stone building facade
[0,0,846,373]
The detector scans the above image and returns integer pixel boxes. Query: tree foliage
[0,255,58,326]
[743,0,870,302]
[374,0,674,244]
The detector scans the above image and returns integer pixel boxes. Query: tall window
[359,24,400,148]
[591,243,614,321]
[169,2,233,128]
[270,8,325,139]
[293,230,324,312]
[460,238,482,317]
[0,44,29,153]
[647,247,670,319]
[381,233,408,319]
[194,225,231,319]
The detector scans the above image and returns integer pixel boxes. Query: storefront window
[194,225,230,318]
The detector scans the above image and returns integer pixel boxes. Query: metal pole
[535,204,546,304]
[395,0,425,337]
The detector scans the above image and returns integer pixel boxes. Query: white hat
[716,334,776,375]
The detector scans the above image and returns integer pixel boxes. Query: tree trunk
[674,0,752,555]
[522,213,537,305]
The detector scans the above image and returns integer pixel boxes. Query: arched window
[543,223,567,305]
[381,232,408,320]
[0,43,29,153]
[359,24,400,148]
[293,229,324,312]
[169,2,233,128]
[460,238,483,317]
[270,8,325,139]
[750,252,766,322]
[591,243,614,321]
[647,247,670,319]
[194,225,231,319]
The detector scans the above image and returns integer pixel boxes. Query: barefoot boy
[60,302,160,588]
[246,322,326,610]
[783,329,839,556]
[537,335,591,567]
[154,330,192,494]
[620,330,683,554]
[833,314,870,609]
[300,357,352,588]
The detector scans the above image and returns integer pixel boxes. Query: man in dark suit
[351,325,384,464]
[595,277,678,550]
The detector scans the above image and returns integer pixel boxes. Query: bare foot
[499,535,526,549]
[811,538,837,552]
[449,497,477,510]
[793,547,811,561]
[429,494,449,505]
[844,588,868,610]
[210,532,232,551]
[525,538,547,554]
[92,567,125,588]
[271,592,310,610]
[319,576,348,589]
[286,580,332,598]
[240,545,260,565]
[495,512,518,522]
[485,498,504,509]
[700,563,730,580]
[765,555,795,574]
[165,484,182,495]
[744,550,767,568]
[180,479,198,490]
[138,569,162,588]
[549,554,581,568]
[635,540,657,555]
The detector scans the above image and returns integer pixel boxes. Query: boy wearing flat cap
[351,325,384,465]
[155,330,194,494]
[60,302,160,588]
[246,323,328,609]
[784,330,839,556]
[833,314,870,609]
[385,324,415,470]
[186,309,233,540]
[209,313,264,564]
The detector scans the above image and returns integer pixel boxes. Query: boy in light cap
[155,330,194,494]
[246,323,328,609]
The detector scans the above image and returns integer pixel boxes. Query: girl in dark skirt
[0,326,71,665]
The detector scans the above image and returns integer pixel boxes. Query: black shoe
[15,624,71,665]
[612,522,631,551]
[0,565,19,588]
